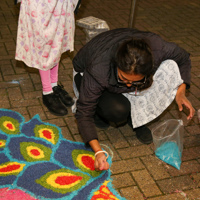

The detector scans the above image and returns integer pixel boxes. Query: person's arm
[160,38,191,89]
[175,83,195,120]
[160,39,194,119]
[75,71,103,143]
[149,34,194,119]
[75,71,110,170]
[149,33,191,89]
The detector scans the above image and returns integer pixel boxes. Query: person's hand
[175,84,195,120]
[89,139,110,171]
[94,152,109,171]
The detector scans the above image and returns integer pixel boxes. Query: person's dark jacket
[73,28,191,144]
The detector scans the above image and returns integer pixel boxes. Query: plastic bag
[152,119,184,170]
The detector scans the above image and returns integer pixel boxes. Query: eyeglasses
[117,76,146,87]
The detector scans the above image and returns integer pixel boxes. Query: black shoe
[134,125,153,144]
[94,115,110,129]
[43,93,68,116]
[53,84,74,107]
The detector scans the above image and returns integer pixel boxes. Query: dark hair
[115,38,154,89]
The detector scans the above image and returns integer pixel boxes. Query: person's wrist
[95,152,105,159]
[94,149,102,153]
[95,150,109,159]
[177,83,186,94]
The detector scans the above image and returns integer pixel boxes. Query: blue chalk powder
[155,141,182,170]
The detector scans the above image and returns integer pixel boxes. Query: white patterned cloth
[15,0,78,70]
[123,60,183,128]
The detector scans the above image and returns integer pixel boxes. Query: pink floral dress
[15,0,78,70]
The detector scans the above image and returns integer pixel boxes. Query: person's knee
[101,100,130,123]
[111,102,130,122]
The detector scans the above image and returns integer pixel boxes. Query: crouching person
[72,28,195,171]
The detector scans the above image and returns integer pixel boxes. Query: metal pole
[129,0,137,28]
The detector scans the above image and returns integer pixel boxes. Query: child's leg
[51,63,74,107]
[39,69,53,94]
[50,63,59,88]
[39,68,68,116]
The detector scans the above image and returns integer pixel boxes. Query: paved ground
[0,0,200,199]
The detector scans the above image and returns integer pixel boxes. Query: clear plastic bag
[152,119,184,170]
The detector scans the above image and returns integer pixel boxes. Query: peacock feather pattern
[0,108,126,200]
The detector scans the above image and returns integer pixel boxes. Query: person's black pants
[74,73,131,124]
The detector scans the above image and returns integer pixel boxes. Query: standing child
[15,0,80,116]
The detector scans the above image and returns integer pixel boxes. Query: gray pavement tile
[156,175,195,194]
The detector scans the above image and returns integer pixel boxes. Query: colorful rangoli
[0,108,126,200]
